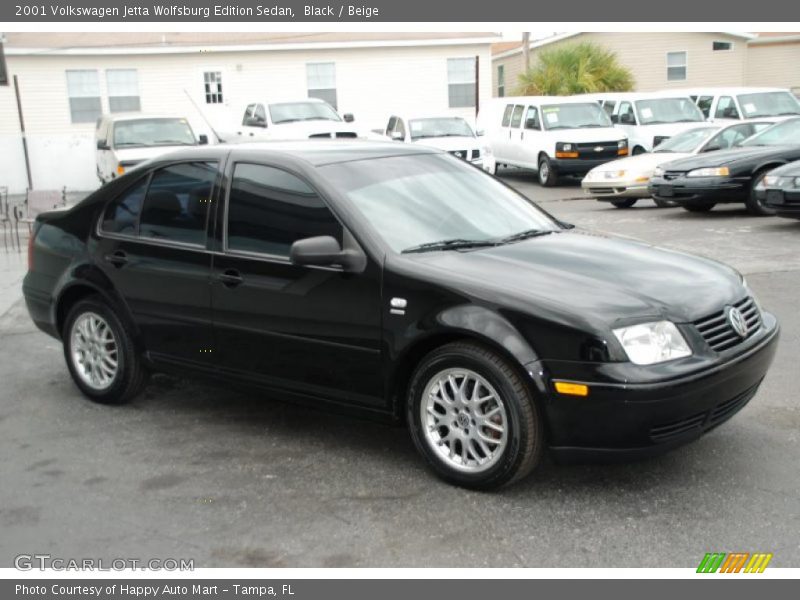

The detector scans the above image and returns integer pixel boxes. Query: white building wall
[1,42,492,193]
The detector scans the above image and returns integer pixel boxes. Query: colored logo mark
[697,552,773,573]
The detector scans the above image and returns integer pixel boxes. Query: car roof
[582,92,695,101]
[495,95,609,105]
[665,87,792,95]
[100,113,191,123]
[154,140,441,167]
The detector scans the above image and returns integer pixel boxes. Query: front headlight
[653,166,664,177]
[763,174,800,189]
[687,167,730,177]
[612,321,692,365]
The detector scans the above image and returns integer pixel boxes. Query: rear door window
[101,178,147,235]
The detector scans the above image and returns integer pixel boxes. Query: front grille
[471,149,481,160]
[575,141,619,160]
[663,170,684,181]
[308,132,358,139]
[335,132,358,138]
[693,296,761,353]
[650,411,707,442]
[653,135,670,148]
[708,381,761,427]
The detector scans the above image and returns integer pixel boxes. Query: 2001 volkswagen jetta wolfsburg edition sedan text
[23,142,779,489]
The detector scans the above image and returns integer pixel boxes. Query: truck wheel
[538,156,558,187]
[745,170,777,216]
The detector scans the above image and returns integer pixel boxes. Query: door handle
[217,269,243,288]
[104,250,128,267]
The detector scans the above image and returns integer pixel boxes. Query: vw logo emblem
[594,146,604,152]
[727,306,749,338]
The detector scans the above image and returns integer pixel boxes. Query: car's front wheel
[407,341,544,489]
[538,156,558,187]
[63,297,147,405]
[611,199,637,209]
[745,170,777,216]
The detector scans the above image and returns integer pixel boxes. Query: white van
[678,87,800,122]
[95,114,208,184]
[222,98,359,142]
[587,92,706,155]
[382,114,492,172]
[480,96,628,186]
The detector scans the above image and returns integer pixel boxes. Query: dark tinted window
[139,162,217,245]
[227,163,342,257]
[696,96,713,118]
[102,178,146,234]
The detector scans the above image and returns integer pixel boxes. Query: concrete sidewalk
[0,250,26,318]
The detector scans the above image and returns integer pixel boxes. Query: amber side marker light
[116,165,125,175]
[618,148,629,156]
[555,151,579,159]
[554,381,589,397]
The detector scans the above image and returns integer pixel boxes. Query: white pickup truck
[221,98,360,142]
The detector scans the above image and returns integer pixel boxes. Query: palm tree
[516,42,634,96]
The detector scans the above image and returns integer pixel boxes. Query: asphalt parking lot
[1,174,798,569]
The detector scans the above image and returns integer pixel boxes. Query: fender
[752,161,786,176]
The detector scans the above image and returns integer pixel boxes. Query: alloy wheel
[70,312,119,391]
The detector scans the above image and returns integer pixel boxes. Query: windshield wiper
[402,238,498,254]
[497,229,556,244]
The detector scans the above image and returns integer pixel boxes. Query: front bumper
[535,312,779,461]
[758,187,800,219]
[648,175,749,205]
[582,181,650,199]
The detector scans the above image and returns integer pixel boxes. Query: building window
[447,57,476,108]
[106,69,140,113]
[666,51,687,81]
[497,65,505,98]
[713,41,734,51]
[203,71,223,104]
[66,70,102,123]
[306,62,337,109]
[0,43,8,86]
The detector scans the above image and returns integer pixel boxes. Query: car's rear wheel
[745,170,777,216]
[682,202,717,213]
[611,199,637,209]
[407,341,544,489]
[538,155,558,187]
[63,297,147,405]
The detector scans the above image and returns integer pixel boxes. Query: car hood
[626,122,705,136]
[271,120,359,139]
[410,136,480,151]
[403,230,742,331]
[550,127,625,143]
[113,146,194,163]
[659,145,796,171]
[589,152,692,174]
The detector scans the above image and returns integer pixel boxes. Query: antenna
[183,88,225,143]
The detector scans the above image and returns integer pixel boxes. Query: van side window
[386,116,397,135]
[242,104,255,125]
[602,101,616,116]
[510,105,524,128]
[227,163,342,258]
[102,178,147,235]
[696,96,713,118]
[395,119,406,139]
[254,104,267,125]
[501,105,514,127]
[715,96,740,119]
[524,107,540,130]
[618,102,635,123]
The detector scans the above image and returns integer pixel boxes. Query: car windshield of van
[321,153,560,253]
[634,98,704,125]
[269,101,341,124]
[654,127,718,153]
[540,103,612,130]
[409,118,474,140]
[737,92,800,118]
[740,118,800,147]
[113,118,196,148]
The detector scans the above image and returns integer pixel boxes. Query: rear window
[102,178,146,235]
[501,104,514,127]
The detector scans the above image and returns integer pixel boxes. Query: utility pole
[522,32,531,73]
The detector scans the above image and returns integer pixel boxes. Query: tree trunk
[522,32,531,73]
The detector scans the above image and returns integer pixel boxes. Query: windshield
[635,98,704,125]
[112,118,196,148]
[320,153,559,253]
[654,127,718,153]
[741,118,800,147]
[269,101,341,124]
[737,91,800,118]
[540,103,612,130]
[409,118,474,140]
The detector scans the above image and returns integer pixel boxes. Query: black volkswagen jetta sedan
[23,142,779,489]
[649,117,800,215]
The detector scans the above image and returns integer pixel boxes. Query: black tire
[538,155,558,187]
[745,170,777,216]
[611,199,637,209]
[62,296,147,405]
[632,146,647,156]
[653,198,677,208]
[407,341,544,490]
[681,202,716,213]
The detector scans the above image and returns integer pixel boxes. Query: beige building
[493,32,799,97]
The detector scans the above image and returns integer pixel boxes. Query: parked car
[95,114,208,184]
[582,121,774,208]
[649,117,800,215]
[680,87,800,122]
[586,92,707,155]
[23,141,779,489]
[222,98,358,142]
[756,160,800,219]
[382,114,493,172]
[480,96,628,186]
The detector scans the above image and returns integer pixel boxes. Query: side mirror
[343,113,355,123]
[244,117,266,128]
[290,236,364,272]
[620,113,635,124]
[97,140,110,150]
[198,134,209,145]
[702,143,722,153]
[390,131,404,141]
[476,129,485,137]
